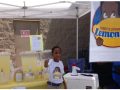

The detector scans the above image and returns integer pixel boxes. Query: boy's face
[52,48,61,61]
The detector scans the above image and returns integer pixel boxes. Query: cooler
[64,73,99,89]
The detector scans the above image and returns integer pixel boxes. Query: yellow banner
[93,18,120,47]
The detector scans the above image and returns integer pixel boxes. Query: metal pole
[76,7,79,60]
[23,1,25,17]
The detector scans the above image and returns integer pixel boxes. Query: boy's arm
[44,60,49,68]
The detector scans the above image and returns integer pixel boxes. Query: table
[0,78,48,89]
[64,73,99,89]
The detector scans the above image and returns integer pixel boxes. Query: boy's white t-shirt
[48,59,64,84]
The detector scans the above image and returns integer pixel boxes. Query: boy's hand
[44,60,49,67]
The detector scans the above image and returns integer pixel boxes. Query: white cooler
[64,73,99,89]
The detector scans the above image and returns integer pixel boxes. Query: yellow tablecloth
[0,79,48,89]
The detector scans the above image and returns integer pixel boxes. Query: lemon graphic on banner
[93,18,120,47]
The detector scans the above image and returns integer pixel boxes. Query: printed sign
[20,30,30,37]
[30,35,44,51]
[93,18,120,47]
[90,1,120,62]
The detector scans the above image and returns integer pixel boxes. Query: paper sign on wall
[20,30,30,37]
[30,35,44,51]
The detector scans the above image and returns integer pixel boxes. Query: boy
[44,46,66,89]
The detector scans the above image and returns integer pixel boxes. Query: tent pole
[76,7,79,60]
[22,1,27,18]
[24,1,25,17]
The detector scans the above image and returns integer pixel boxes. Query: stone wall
[0,19,15,53]
[0,12,90,65]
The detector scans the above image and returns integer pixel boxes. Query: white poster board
[30,35,43,51]
[90,1,120,62]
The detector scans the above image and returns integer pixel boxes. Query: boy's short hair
[52,46,61,54]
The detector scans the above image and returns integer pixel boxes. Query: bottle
[25,66,34,81]
[0,69,5,83]
[10,60,14,81]
[71,64,80,76]
[28,66,33,76]
[14,69,23,82]
[38,66,43,79]
[29,66,34,80]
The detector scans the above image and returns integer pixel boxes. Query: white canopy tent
[0,0,90,59]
